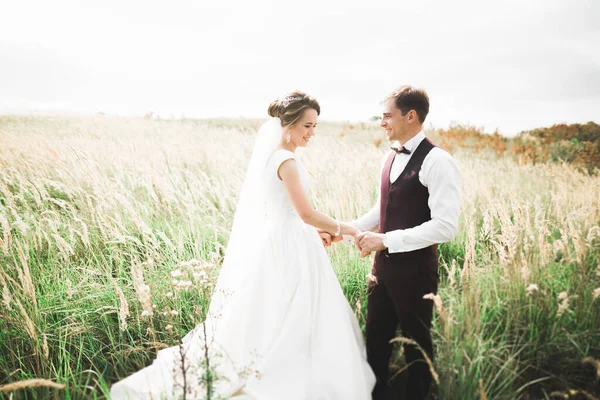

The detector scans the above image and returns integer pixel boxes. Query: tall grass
[0,115,599,399]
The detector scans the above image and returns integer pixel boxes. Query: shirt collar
[393,130,425,153]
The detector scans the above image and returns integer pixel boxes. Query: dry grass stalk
[2,283,11,310]
[0,379,65,392]
[423,293,448,328]
[389,336,439,385]
[478,378,487,400]
[14,242,37,307]
[131,261,153,315]
[115,285,130,331]
[556,291,578,318]
[13,297,36,341]
[355,299,362,321]
[0,211,12,254]
[42,334,49,360]
[0,181,15,209]
[51,233,74,262]
[73,217,91,248]
[460,219,476,286]
[446,259,457,289]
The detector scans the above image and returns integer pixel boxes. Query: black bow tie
[390,146,411,155]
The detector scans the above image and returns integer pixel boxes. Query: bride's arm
[278,159,358,237]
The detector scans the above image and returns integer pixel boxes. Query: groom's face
[380,98,408,142]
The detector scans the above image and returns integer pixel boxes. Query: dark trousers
[366,276,435,400]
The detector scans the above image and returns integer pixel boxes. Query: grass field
[0,115,599,399]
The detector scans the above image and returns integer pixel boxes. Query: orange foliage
[432,122,599,173]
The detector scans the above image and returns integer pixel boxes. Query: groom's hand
[356,232,387,255]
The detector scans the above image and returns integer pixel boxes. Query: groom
[333,86,461,399]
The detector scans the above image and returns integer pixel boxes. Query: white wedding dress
[110,128,375,399]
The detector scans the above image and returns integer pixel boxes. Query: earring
[285,133,291,144]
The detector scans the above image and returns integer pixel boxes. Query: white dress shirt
[344,130,461,253]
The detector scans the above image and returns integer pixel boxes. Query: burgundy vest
[373,138,438,279]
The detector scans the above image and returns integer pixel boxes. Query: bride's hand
[318,231,332,247]
[318,228,343,245]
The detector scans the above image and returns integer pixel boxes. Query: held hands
[317,228,387,258]
[355,232,387,257]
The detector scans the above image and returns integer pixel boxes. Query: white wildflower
[558,291,568,301]
[171,269,183,278]
[556,291,577,318]
[526,284,538,297]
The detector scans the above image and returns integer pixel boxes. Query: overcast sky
[1,0,598,135]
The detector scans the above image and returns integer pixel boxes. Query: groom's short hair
[385,86,430,123]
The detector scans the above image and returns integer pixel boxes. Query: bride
[110,92,376,399]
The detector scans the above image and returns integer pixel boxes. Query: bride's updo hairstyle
[268,91,321,127]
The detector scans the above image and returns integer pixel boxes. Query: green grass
[0,115,599,399]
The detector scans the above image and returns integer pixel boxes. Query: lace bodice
[263,149,309,220]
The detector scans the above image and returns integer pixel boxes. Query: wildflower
[141,310,151,317]
[170,310,179,316]
[177,280,193,290]
[526,284,538,297]
[193,270,207,281]
[171,269,183,278]
[165,324,173,331]
[557,291,577,318]
[558,291,568,301]
[166,291,173,297]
